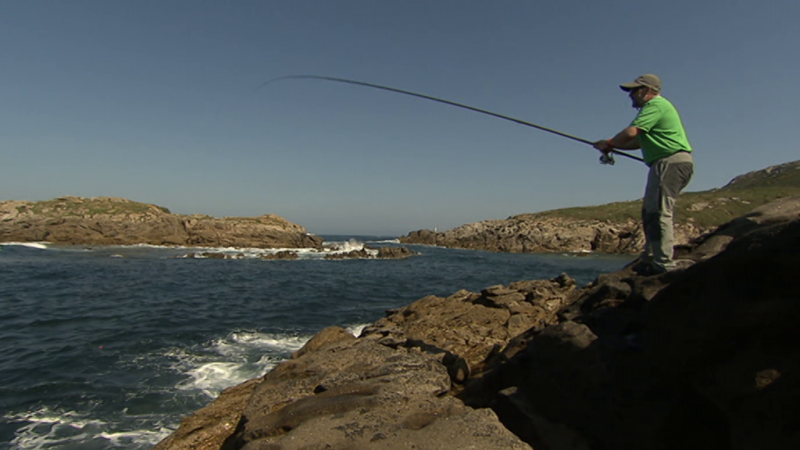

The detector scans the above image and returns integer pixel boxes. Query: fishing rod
[259,75,645,164]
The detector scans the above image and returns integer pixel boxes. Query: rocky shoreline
[399,215,662,254]
[0,196,323,249]
[154,197,800,449]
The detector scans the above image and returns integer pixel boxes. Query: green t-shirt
[631,96,692,165]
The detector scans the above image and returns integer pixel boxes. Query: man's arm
[593,126,641,151]
[609,126,641,150]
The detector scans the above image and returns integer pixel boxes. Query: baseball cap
[620,74,662,92]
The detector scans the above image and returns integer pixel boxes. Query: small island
[0,196,324,249]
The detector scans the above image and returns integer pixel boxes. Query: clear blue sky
[1,1,797,235]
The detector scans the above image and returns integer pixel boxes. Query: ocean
[0,237,632,449]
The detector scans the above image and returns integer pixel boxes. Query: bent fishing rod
[259,75,644,164]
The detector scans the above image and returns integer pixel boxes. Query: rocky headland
[154,195,800,449]
[0,196,323,249]
[400,160,800,254]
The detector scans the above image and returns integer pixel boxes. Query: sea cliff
[154,196,800,449]
[0,196,323,249]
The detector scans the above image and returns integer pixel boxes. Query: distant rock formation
[154,197,800,450]
[400,216,659,253]
[323,245,417,260]
[0,196,323,249]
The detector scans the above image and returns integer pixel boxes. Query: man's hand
[593,140,612,152]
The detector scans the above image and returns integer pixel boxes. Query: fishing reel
[599,152,616,166]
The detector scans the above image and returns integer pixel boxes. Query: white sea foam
[179,245,329,260]
[181,239,387,260]
[4,406,170,449]
[324,238,364,252]
[177,361,245,398]
[49,240,395,261]
[99,428,173,447]
[91,243,324,260]
[226,330,309,352]
[0,242,50,249]
[367,238,401,244]
[346,323,370,337]
[167,330,312,398]
[317,239,383,258]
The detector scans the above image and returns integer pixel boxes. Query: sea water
[0,237,632,449]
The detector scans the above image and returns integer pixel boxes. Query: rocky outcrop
[400,212,701,254]
[400,216,643,253]
[261,251,301,260]
[0,196,323,249]
[323,245,418,260]
[155,196,800,450]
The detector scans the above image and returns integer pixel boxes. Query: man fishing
[594,74,694,275]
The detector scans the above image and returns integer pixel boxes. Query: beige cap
[620,74,662,92]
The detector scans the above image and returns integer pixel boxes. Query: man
[593,74,694,274]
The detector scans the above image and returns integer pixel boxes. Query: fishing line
[259,75,644,164]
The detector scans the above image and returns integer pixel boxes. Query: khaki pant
[642,151,694,271]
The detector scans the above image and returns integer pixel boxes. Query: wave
[158,326,374,398]
[4,406,172,450]
[179,239,384,260]
[366,238,400,244]
[165,330,313,398]
[0,240,406,260]
[0,242,50,249]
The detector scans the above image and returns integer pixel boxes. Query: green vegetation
[526,162,800,229]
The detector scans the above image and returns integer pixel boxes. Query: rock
[399,215,682,254]
[324,246,418,260]
[374,246,416,259]
[261,251,299,260]
[162,327,531,450]
[361,274,577,371]
[644,218,800,450]
[292,326,356,359]
[687,195,800,261]
[153,378,262,450]
[324,248,371,259]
